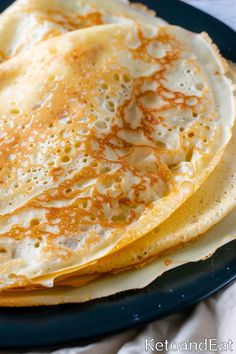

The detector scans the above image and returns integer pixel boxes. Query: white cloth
[182,0,236,30]
[25,1,236,353]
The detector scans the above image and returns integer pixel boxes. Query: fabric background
[21,1,236,353]
[183,0,236,30]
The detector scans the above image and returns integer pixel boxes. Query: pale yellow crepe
[0,0,166,61]
[31,65,236,289]
[0,22,234,291]
[37,107,236,283]
[0,0,234,306]
[0,207,235,306]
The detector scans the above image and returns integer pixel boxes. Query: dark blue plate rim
[0,0,235,350]
[0,240,235,351]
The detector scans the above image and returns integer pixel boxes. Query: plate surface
[0,0,235,350]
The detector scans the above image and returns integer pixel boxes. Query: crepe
[0,0,166,62]
[0,21,234,291]
[33,68,236,285]
[0,207,235,306]
[37,102,236,282]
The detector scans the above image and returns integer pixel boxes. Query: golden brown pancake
[0,23,234,291]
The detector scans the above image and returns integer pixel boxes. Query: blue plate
[0,0,235,350]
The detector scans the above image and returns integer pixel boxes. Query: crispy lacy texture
[0,23,234,289]
[52,104,236,280]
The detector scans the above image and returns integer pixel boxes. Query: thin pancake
[0,0,166,62]
[0,207,235,306]
[36,107,236,282]
[0,24,234,290]
[33,63,236,285]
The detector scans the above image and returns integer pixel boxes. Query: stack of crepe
[0,0,234,306]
